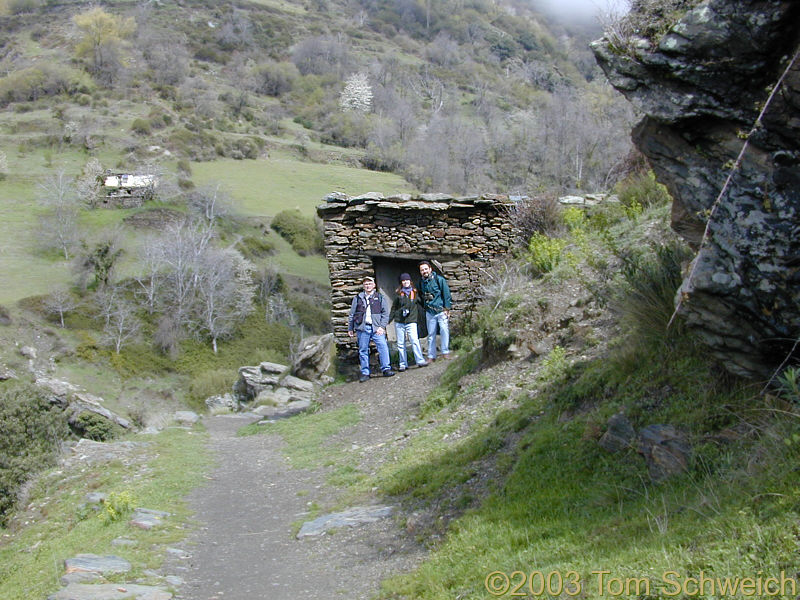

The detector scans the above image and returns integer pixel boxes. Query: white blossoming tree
[339,72,373,113]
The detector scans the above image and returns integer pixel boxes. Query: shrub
[615,170,671,211]
[131,118,152,135]
[288,295,331,334]
[615,240,694,345]
[253,60,298,97]
[188,368,235,409]
[506,196,563,246]
[98,490,135,525]
[0,384,69,523]
[236,235,275,260]
[0,64,92,106]
[270,210,323,255]
[72,412,124,441]
[527,233,567,275]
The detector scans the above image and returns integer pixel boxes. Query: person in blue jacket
[418,260,452,361]
[348,276,395,382]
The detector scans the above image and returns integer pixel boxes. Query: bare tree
[265,294,297,326]
[254,262,283,305]
[157,220,215,325]
[187,183,233,223]
[75,158,104,207]
[407,65,446,113]
[291,35,350,76]
[99,292,141,353]
[38,169,81,260]
[192,248,254,353]
[133,236,164,314]
[44,287,78,328]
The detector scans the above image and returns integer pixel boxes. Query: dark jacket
[348,291,390,332]
[390,288,421,324]
[419,272,451,313]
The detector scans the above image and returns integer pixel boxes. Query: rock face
[592,1,800,378]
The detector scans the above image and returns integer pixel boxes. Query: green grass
[190,153,414,217]
[238,404,361,469]
[370,334,800,600]
[0,427,211,600]
[0,176,73,304]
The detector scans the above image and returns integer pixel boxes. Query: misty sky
[535,0,628,22]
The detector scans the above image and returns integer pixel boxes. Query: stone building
[316,191,517,362]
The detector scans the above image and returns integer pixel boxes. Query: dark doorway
[372,256,425,300]
[371,256,442,343]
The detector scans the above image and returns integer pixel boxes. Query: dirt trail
[170,361,450,600]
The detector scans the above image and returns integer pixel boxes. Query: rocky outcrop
[592,1,800,378]
[36,378,133,433]
[232,361,317,417]
[290,333,334,382]
[598,414,691,482]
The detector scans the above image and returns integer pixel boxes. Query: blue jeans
[357,324,391,375]
[395,322,425,369]
[425,311,450,360]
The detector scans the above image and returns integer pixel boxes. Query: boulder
[36,377,81,407]
[290,333,334,382]
[599,413,636,453]
[592,0,800,378]
[233,365,281,402]
[68,393,132,430]
[281,375,315,393]
[205,393,239,412]
[637,425,691,482]
[173,411,200,425]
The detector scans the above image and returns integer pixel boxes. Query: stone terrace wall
[316,191,516,361]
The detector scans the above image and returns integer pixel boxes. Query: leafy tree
[73,7,135,86]
[75,232,124,289]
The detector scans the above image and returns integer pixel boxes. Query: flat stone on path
[255,399,312,421]
[48,583,172,600]
[296,506,395,538]
[130,508,171,529]
[64,554,131,574]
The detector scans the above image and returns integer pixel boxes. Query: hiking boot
[382,370,395,377]
[359,374,369,383]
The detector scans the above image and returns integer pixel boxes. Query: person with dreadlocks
[389,273,429,371]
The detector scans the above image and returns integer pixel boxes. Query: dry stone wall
[317,192,516,361]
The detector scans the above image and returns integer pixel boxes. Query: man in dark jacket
[348,276,395,382]
[419,260,452,361]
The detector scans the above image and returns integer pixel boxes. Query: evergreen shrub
[270,210,323,255]
[0,384,69,523]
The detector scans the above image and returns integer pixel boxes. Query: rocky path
[170,361,449,600]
